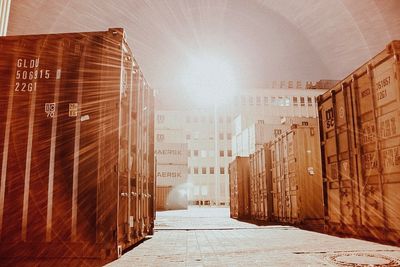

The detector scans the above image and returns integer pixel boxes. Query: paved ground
[106,206,400,267]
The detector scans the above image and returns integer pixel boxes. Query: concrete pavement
[106,206,400,266]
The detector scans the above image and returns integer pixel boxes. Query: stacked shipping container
[229,40,400,244]
[270,125,324,226]
[229,157,250,219]
[318,40,400,242]
[249,144,273,221]
[0,28,155,264]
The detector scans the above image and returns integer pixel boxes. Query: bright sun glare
[182,54,237,105]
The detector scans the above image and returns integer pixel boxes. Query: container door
[117,49,132,245]
[356,55,400,240]
[320,86,361,234]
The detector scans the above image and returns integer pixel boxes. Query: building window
[227,133,232,140]
[209,150,215,157]
[186,116,191,123]
[219,133,224,140]
[285,97,290,106]
[193,132,199,140]
[220,167,225,174]
[194,150,199,157]
[186,134,191,140]
[257,120,265,124]
[210,167,215,174]
[194,167,199,174]
[278,96,284,106]
[308,97,313,106]
[249,96,254,105]
[264,96,269,106]
[201,150,207,158]
[271,97,276,106]
[293,97,298,106]
[219,150,224,157]
[256,96,261,106]
[202,167,207,174]
[156,134,165,142]
[227,150,232,157]
[300,97,305,106]
[188,167,191,174]
[274,129,282,136]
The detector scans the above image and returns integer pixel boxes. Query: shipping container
[233,117,318,157]
[270,125,324,226]
[156,185,188,211]
[0,28,155,265]
[155,128,187,144]
[155,143,188,165]
[318,40,400,243]
[229,157,250,219]
[249,144,273,221]
[156,164,188,187]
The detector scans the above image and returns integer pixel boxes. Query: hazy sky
[8,0,400,94]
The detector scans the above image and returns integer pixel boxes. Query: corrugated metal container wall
[156,185,187,211]
[229,157,250,219]
[155,143,188,165]
[270,125,324,226]
[0,29,155,264]
[249,144,273,221]
[318,40,400,242]
[155,129,186,144]
[156,186,172,211]
[156,164,188,187]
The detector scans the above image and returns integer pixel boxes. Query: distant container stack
[270,124,324,227]
[249,144,273,221]
[229,156,251,219]
[229,40,400,245]
[155,142,188,210]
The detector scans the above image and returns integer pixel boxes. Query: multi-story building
[155,107,232,206]
[155,111,189,210]
[231,80,337,156]
[155,80,337,206]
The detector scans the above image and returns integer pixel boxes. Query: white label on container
[45,103,56,118]
[129,216,134,228]
[80,115,90,122]
[69,103,78,117]
[56,69,62,80]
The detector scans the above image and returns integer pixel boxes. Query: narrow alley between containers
[1,1,400,267]
[106,207,400,266]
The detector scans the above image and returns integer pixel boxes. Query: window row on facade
[189,167,226,175]
[186,132,232,141]
[235,95,316,107]
[185,115,232,124]
[189,150,232,158]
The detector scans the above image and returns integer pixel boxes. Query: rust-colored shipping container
[0,28,155,265]
[249,144,273,221]
[229,157,250,219]
[270,125,324,226]
[156,185,188,211]
[318,40,400,243]
[156,186,173,211]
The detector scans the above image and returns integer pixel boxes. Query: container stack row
[229,40,400,244]
[0,28,155,264]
